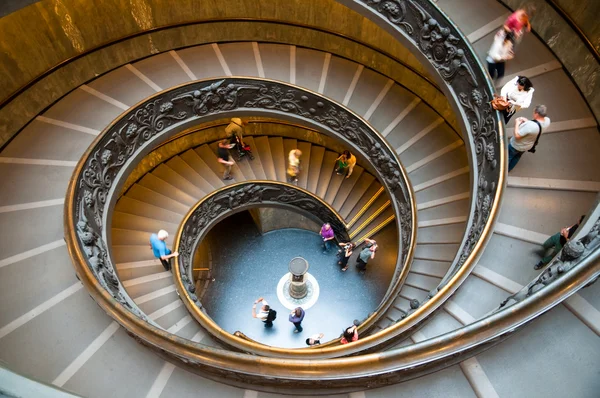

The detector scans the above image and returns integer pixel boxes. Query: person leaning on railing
[149,229,179,271]
[534,215,585,270]
[340,324,358,344]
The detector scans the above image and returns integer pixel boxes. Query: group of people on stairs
[486,7,551,172]
[486,9,587,271]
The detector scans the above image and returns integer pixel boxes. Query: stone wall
[248,208,321,235]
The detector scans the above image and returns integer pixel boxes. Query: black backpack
[266,309,277,322]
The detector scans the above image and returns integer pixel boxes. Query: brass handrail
[173,181,359,355]
[66,76,417,358]
[63,0,512,387]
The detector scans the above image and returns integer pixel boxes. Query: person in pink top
[504,8,532,39]
[320,223,335,253]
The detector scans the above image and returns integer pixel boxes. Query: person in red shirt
[340,324,358,344]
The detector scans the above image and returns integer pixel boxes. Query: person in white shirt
[486,29,515,80]
[252,297,275,327]
[499,75,534,123]
[306,333,324,346]
[508,104,550,171]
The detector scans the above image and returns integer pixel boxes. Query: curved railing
[174,181,361,351]
[60,0,536,390]
[66,76,417,355]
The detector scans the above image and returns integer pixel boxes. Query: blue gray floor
[201,211,396,348]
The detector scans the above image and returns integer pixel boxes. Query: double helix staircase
[0,0,599,396]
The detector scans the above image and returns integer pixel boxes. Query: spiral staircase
[0,0,599,397]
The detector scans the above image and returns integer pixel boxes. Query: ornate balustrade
[66,76,417,358]
[174,181,354,346]
[59,0,573,390]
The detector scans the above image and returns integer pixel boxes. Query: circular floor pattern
[276,272,320,310]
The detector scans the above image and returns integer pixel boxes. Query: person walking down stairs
[226,117,253,160]
[149,230,179,271]
[486,29,515,80]
[335,150,356,178]
[508,104,550,172]
[535,216,584,270]
[217,139,236,180]
[503,8,532,40]
[287,149,302,183]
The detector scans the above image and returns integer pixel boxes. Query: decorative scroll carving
[177,183,351,304]
[70,77,414,323]
[499,216,600,309]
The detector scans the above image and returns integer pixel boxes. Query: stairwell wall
[0,0,458,147]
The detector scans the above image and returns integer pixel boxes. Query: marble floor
[201,211,397,348]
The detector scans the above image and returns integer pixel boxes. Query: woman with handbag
[496,75,534,123]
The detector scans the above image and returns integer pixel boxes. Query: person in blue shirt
[288,307,305,333]
[149,230,178,271]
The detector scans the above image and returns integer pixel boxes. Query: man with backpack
[508,104,550,172]
[252,297,277,327]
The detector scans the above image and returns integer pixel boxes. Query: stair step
[254,136,276,180]
[138,174,197,207]
[405,273,442,292]
[125,184,189,215]
[112,244,156,264]
[111,228,152,246]
[348,191,389,232]
[115,196,184,225]
[349,203,394,241]
[296,141,312,189]
[269,137,287,182]
[417,223,467,244]
[414,243,461,262]
[399,284,429,303]
[166,155,218,192]
[316,150,338,198]
[306,145,325,193]
[112,211,179,235]
[152,163,206,200]
[339,174,377,219]
[330,166,364,210]
[411,259,452,278]
[324,162,346,204]
[179,149,225,189]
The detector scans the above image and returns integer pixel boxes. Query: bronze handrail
[62,0,515,389]
[66,76,417,357]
